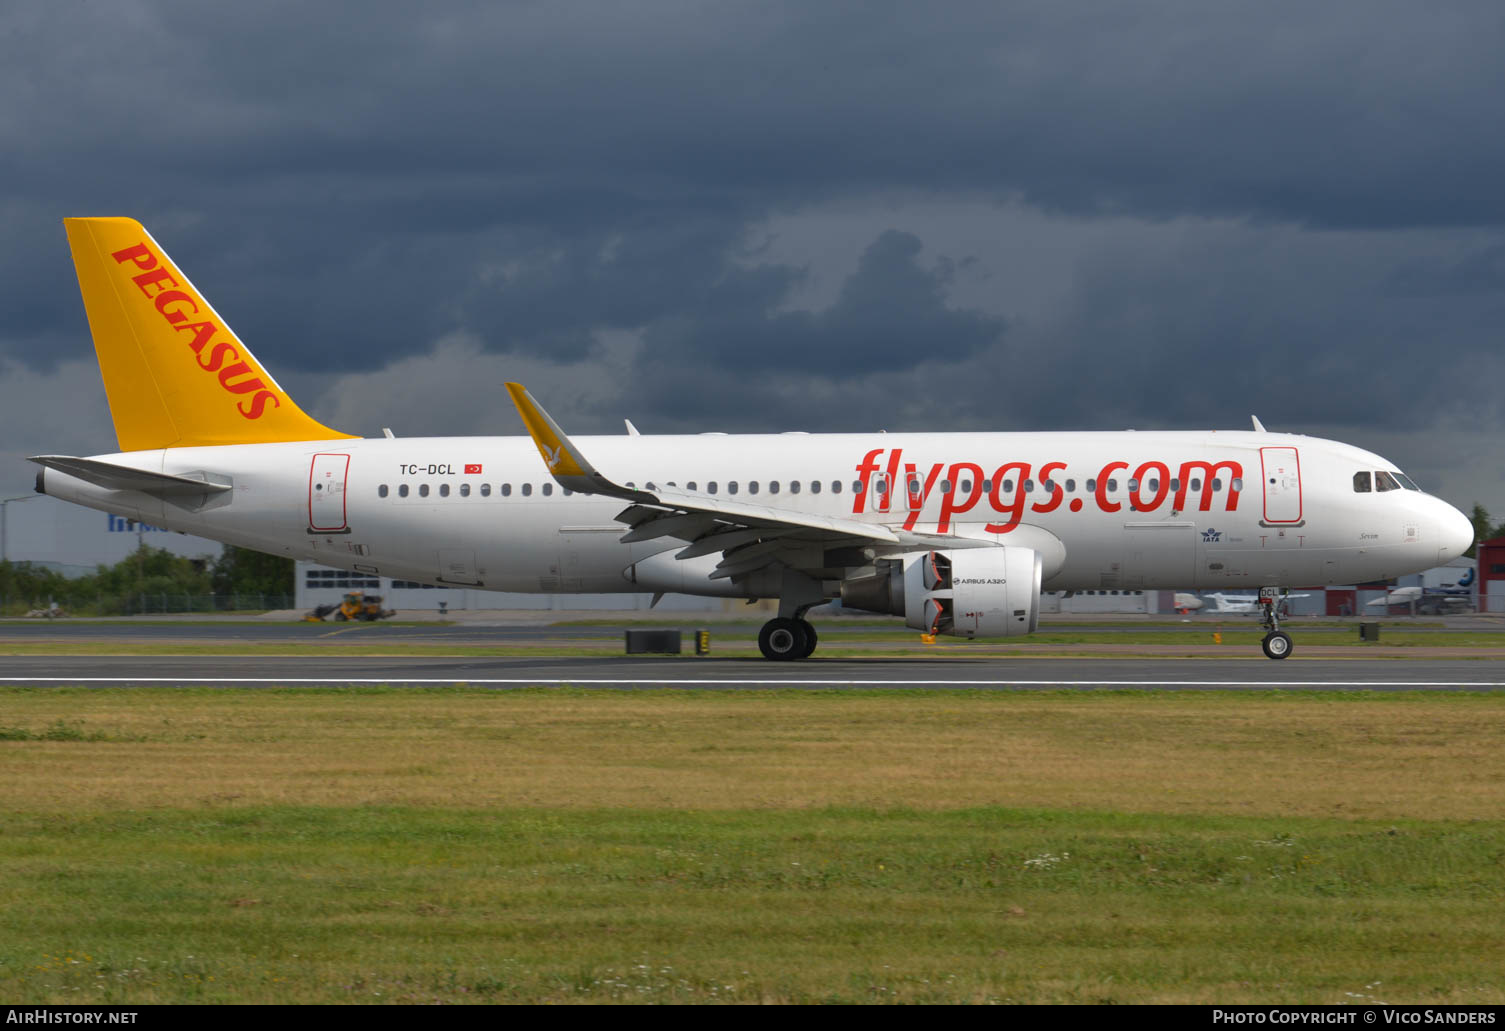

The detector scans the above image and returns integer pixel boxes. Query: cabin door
[1260,447,1303,524]
[308,453,350,533]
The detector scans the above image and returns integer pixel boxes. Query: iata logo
[110,242,281,420]
[1202,528,1222,543]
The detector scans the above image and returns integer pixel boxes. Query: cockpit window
[1393,472,1421,491]
[1353,472,1372,493]
[1375,470,1402,492]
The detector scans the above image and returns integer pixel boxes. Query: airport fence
[2,593,297,617]
[116,593,297,615]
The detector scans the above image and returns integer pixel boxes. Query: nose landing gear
[1258,588,1294,660]
[1261,629,1293,659]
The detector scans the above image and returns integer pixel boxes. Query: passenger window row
[377,483,573,499]
[376,480,866,499]
[646,480,860,496]
[375,475,1244,500]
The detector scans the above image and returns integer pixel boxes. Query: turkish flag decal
[464,463,483,475]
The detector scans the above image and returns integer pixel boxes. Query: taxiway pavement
[2,618,1500,690]
[2,653,1501,690]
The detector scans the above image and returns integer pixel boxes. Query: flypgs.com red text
[851,448,1243,532]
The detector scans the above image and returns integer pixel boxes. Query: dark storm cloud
[956,224,1505,433]
[1388,244,1505,297]
[25,0,1494,230]
[629,229,1002,376]
[435,225,1004,430]
[1,0,1502,471]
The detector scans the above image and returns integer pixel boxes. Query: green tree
[211,545,294,597]
[1463,504,1505,558]
[82,545,213,611]
[2,545,214,614]
[1465,504,1491,558]
[0,560,69,612]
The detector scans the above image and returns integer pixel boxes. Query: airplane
[30,218,1476,661]
[1367,586,1425,608]
[1365,582,1474,614]
[1442,567,1476,594]
[1172,592,1203,613]
[1198,591,1310,615]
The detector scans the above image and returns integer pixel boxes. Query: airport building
[1040,590,1159,614]
[1,494,221,575]
[1479,537,1505,614]
[294,562,1484,617]
[292,569,1173,616]
[294,561,737,614]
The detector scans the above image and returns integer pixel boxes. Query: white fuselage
[39,429,1472,597]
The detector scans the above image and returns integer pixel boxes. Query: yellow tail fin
[64,217,355,451]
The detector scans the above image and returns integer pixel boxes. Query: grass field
[1,687,1502,1004]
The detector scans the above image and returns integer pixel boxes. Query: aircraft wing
[505,383,994,582]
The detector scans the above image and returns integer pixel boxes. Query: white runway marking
[3,677,1503,688]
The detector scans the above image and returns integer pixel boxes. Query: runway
[2,654,1502,689]
[0,618,1483,643]
[2,618,1501,690]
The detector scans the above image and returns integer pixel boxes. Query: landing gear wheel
[1262,631,1293,660]
[759,618,810,661]
[795,619,818,659]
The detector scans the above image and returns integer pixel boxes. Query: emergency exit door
[1260,447,1302,524]
[308,453,350,533]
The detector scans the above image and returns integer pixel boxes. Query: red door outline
[1259,447,1302,524]
[308,453,350,532]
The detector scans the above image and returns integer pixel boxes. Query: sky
[2,1,1502,517]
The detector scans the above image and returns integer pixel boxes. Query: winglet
[504,383,649,501]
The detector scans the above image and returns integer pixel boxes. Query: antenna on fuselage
[1251,415,1267,433]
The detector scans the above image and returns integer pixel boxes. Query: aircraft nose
[1437,499,1474,561]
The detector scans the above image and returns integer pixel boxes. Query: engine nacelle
[841,547,1042,638]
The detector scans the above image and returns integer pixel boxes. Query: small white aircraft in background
[1366,584,1474,614]
[1367,586,1424,607]
[1195,592,1309,615]
[30,218,1475,660]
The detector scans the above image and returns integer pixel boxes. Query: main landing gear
[758,616,819,660]
[1258,588,1293,660]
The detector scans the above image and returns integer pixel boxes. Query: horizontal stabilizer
[29,455,231,497]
